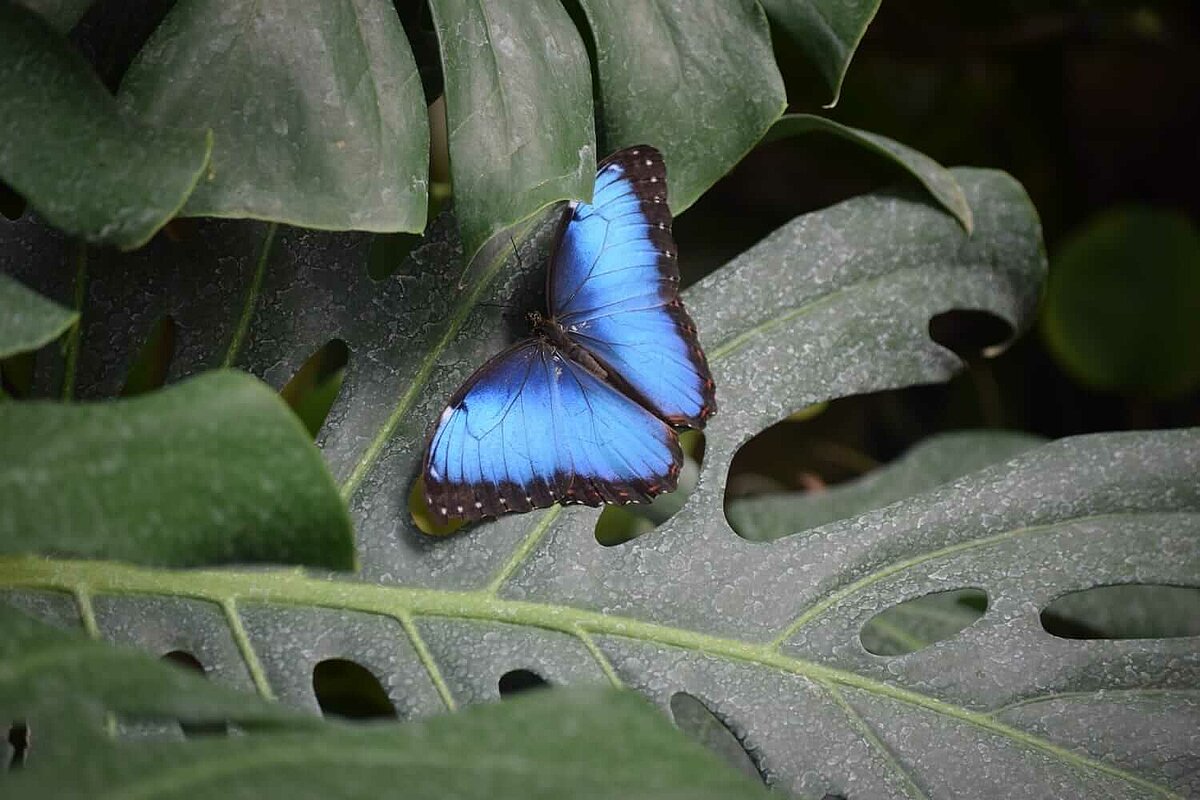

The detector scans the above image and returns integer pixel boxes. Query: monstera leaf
[7,162,1199,799]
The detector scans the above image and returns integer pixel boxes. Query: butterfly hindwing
[424,340,682,524]
[549,146,716,428]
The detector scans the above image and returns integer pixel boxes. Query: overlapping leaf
[0,371,355,569]
[0,2,211,249]
[0,602,766,799]
[0,273,76,360]
[119,0,430,234]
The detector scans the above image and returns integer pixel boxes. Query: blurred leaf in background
[1042,207,1200,398]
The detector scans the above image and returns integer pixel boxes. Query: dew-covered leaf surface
[0,604,769,800]
[0,272,77,360]
[0,2,211,249]
[118,0,429,234]
[4,170,1196,798]
[0,370,354,569]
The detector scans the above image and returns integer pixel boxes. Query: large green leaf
[0,370,354,569]
[30,171,1199,800]
[758,0,882,105]
[118,0,429,234]
[428,0,595,265]
[0,2,211,249]
[0,604,769,799]
[576,0,785,215]
[0,273,77,360]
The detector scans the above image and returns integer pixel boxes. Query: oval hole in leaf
[595,430,706,547]
[861,588,988,656]
[312,659,397,720]
[0,180,25,221]
[928,309,1014,361]
[280,339,349,438]
[669,693,764,784]
[6,722,28,770]
[1040,584,1200,640]
[498,669,549,697]
[409,475,466,537]
[160,651,228,737]
[725,390,1043,542]
[121,316,176,397]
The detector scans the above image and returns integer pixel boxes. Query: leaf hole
[121,316,176,397]
[724,400,889,541]
[928,309,1014,361]
[160,651,228,737]
[669,693,764,784]
[0,180,25,221]
[280,339,349,437]
[1040,584,1200,640]
[725,391,1042,541]
[861,588,988,656]
[6,722,28,770]
[498,669,549,697]
[312,659,397,720]
[594,430,705,546]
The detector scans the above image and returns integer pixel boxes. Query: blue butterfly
[423,146,716,523]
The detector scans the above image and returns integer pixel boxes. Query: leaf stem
[60,241,88,400]
[223,222,277,368]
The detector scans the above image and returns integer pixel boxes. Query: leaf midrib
[0,555,1179,798]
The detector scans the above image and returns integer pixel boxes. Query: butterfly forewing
[550,146,716,428]
[424,340,682,524]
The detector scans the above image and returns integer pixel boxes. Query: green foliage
[0,2,212,248]
[0,371,354,569]
[1042,207,1200,398]
[430,0,595,263]
[3,0,963,263]
[120,0,430,234]
[1,603,767,799]
[758,0,881,104]
[576,0,785,215]
[0,273,76,359]
[2,3,1196,798]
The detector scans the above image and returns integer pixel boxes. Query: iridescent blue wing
[549,146,716,428]
[423,339,682,524]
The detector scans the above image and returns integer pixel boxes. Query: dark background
[674,1,1200,497]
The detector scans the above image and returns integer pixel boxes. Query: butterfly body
[423,146,715,525]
